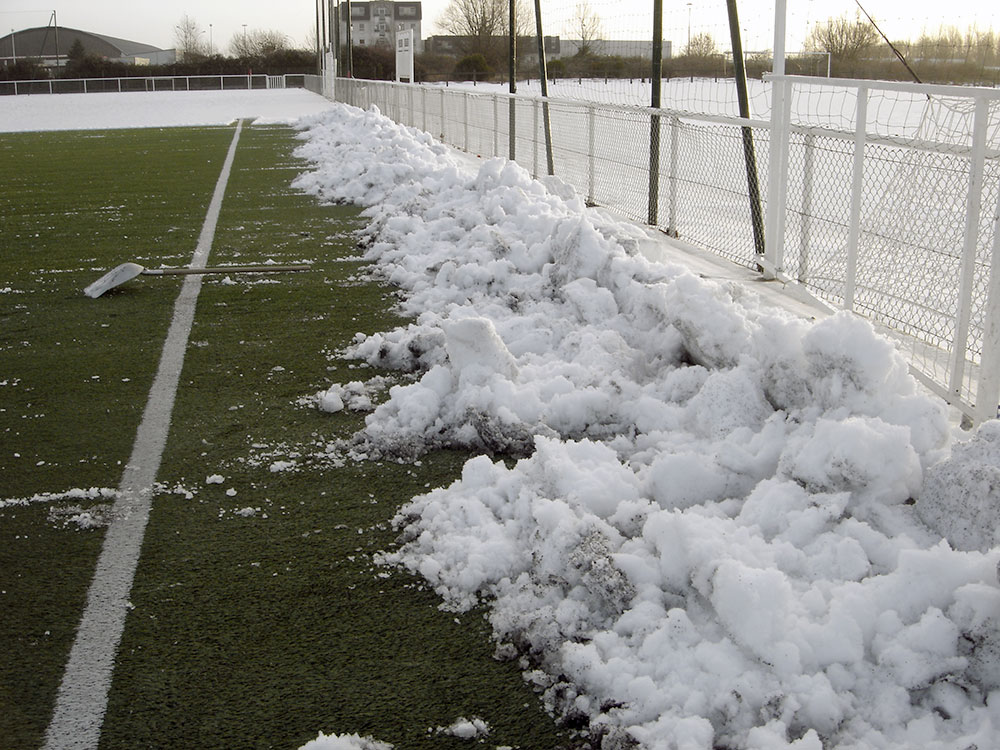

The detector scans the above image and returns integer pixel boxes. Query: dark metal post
[333,0,341,76]
[52,11,60,68]
[509,0,517,161]
[648,0,663,226]
[316,0,324,74]
[726,0,766,256]
[533,0,554,175]
[344,0,353,77]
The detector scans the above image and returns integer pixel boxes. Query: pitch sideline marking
[42,120,245,750]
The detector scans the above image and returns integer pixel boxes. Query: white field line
[42,120,245,750]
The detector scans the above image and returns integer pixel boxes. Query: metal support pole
[344,0,353,77]
[508,0,517,161]
[844,85,868,311]
[534,0,554,175]
[464,92,470,152]
[798,132,815,283]
[668,115,680,237]
[333,0,342,77]
[587,104,596,204]
[950,95,990,400]
[726,0,765,258]
[764,0,789,278]
[975,174,1000,424]
[494,96,499,157]
[532,98,539,177]
[648,0,663,226]
[52,11,60,69]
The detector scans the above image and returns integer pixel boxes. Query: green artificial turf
[0,126,238,748]
[2,124,570,749]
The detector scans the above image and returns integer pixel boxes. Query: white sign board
[395,29,414,83]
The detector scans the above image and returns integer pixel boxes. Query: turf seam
[41,120,244,750]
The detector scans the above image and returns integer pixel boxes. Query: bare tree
[438,0,531,64]
[569,0,603,57]
[804,14,878,75]
[684,32,718,58]
[174,15,209,61]
[230,28,291,58]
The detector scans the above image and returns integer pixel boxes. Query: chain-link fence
[768,77,1000,424]
[330,75,1000,425]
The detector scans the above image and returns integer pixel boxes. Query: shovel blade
[83,262,145,298]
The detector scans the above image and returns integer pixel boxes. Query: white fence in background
[0,73,322,96]
[330,75,1000,427]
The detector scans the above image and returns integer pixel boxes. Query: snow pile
[298,732,393,750]
[434,716,490,739]
[917,420,1000,553]
[293,105,1000,748]
[313,377,389,414]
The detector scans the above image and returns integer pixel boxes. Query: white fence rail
[331,75,1000,426]
[0,73,321,96]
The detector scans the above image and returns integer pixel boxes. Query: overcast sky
[3,0,995,55]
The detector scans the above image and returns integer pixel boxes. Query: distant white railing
[0,73,319,96]
[330,75,1000,426]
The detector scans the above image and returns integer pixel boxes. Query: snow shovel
[83,262,311,298]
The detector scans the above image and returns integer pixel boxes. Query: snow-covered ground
[8,89,999,749]
[0,88,336,132]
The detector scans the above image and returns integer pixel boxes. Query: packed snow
[299,733,393,750]
[291,103,1000,749]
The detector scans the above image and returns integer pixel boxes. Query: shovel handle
[142,264,312,276]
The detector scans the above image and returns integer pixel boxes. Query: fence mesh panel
[332,76,1000,422]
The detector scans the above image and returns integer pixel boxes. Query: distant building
[0,26,175,68]
[342,1,423,54]
[424,36,672,63]
[558,39,673,61]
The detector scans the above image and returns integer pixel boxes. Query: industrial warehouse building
[0,26,175,68]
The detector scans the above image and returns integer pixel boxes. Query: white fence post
[494,96,499,158]
[798,132,815,283]
[532,98,539,178]
[463,92,470,152]
[587,104,596,205]
[763,75,791,278]
[763,0,789,278]
[844,85,868,311]
[976,184,1000,424]
[668,114,680,237]
[950,95,990,401]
